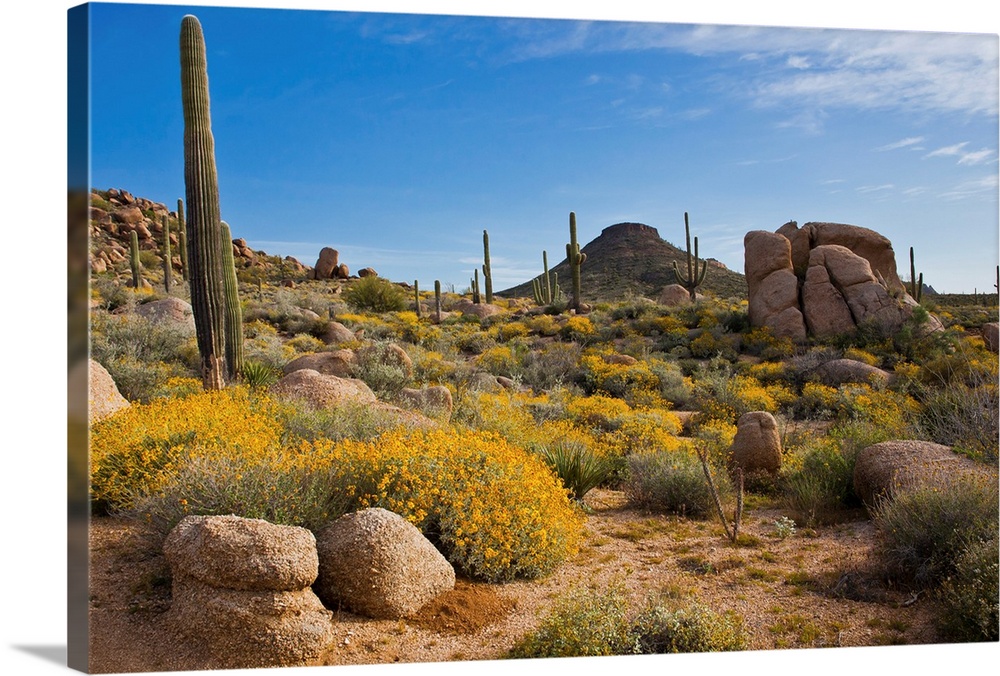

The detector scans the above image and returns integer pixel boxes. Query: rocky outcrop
[134,297,196,330]
[163,515,334,669]
[728,411,782,477]
[746,221,940,341]
[451,299,504,319]
[314,508,455,619]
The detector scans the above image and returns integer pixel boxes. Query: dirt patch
[409,580,517,634]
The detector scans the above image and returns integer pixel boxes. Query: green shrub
[936,534,999,642]
[632,600,747,653]
[874,472,999,587]
[241,360,280,389]
[509,584,637,658]
[781,438,859,525]
[349,342,413,397]
[623,451,727,518]
[343,276,406,313]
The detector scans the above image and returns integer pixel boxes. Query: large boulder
[744,231,806,342]
[657,284,700,306]
[314,508,455,619]
[780,221,904,292]
[852,440,985,511]
[321,321,357,345]
[452,299,504,319]
[271,369,377,408]
[812,359,892,388]
[728,411,782,477]
[397,386,454,420]
[87,359,130,422]
[282,350,357,378]
[134,297,196,329]
[983,322,999,352]
[164,515,334,669]
[313,247,339,280]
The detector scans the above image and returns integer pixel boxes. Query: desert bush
[740,326,795,361]
[285,333,325,353]
[873,472,999,587]
[781,438,859,526]
[310,428,584,581]
[520,342,583,391]
[648,358,694,408]
[343,276,406,313]
[508,584,637,658]
[241,360,280,389]
[278,399,419,444]
[632,599,747,653]
[623,450,728,518]
[691,362,786,423]
[349,341,413,398]
[936,534,999,642]
[579,352,661,402]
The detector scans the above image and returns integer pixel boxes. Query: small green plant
[536,440,618,501]
[773,516,796,539]
[508,584,636,658]
[343,275,407,313]
[241,360,279,389]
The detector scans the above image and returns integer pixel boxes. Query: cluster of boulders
[744,221,941,342]
[162,509,456,668]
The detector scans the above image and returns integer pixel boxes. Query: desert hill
[500,222,747,303]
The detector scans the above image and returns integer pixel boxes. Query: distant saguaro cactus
[162,215,172,293]
[414,279,421,318]
[909,246,923,303]
[220,221,244,381]
[129,230,142,289]
[566,212,587,310]
[672,212,707,301]
[181,14,228,390]
[434,279,442,323]
[482,229,494,304]
[471,268,481,304]
[531,250,561,306]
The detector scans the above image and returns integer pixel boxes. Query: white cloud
[856,184,895,193]
[957,148,996,165]
[875,136,926,151]
[786,55,810,69]
[925,142,970,158]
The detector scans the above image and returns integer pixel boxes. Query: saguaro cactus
[177,198,189,281]
[482,229,494,304]
[566,212,587,310]
[181,14,228,390]
[220,221,244,381]
[531,250,561,306]
[471,268,481,304]
[162,214,172,293]
[672,212,707,301]
[414,279,421,318]
[434,279,442,323]
[129,230,142,289]
[909,247,923,303]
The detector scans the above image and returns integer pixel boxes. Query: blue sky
[85,1,999,294]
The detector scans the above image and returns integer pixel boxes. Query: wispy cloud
[856,184,895,194]
[875,136,925,151]
[957,148,997,165]
[925,142,970,158]
[939,174,1000,200]
[925,142,997,165]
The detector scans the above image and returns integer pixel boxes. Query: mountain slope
[500,222,747,303]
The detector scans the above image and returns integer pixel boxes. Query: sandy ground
[86,489,945,673]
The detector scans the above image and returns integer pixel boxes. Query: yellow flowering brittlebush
[90,387,286,512]
[307,428,585,582]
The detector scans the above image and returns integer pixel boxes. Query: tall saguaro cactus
[482,229,494,304]
[434,279,442,323]
[181,14,228,390]
[566,211,587,311]
[162,215,172,293]
[220,221,244,381]
[672,212,707,301]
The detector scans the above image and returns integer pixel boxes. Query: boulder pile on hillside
[745,221,942,341]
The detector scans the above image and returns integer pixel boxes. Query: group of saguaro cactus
[672,212,707,301]
[180,14,243,390]
[531,250,560,306]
